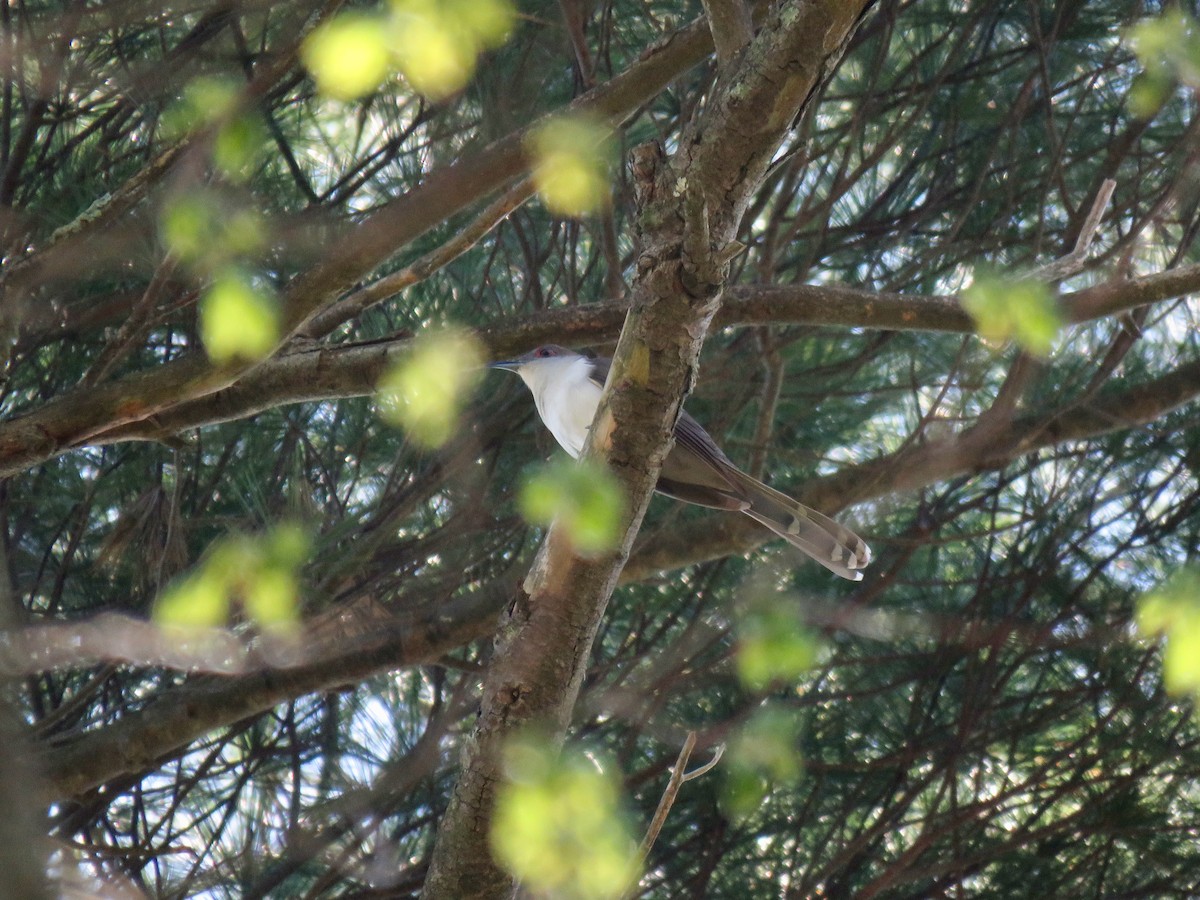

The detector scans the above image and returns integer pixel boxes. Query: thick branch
[38,586,508,800]
[421,3,872,896]
[622,357,1200,581]
[93,267,1200,446]
[702,0,754,67]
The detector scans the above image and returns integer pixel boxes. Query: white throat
[518,356,603,458]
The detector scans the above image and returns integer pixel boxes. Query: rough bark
[421,3,872,897]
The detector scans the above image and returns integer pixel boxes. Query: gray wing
[586,355,745,509]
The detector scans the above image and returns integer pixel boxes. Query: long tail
[730,470,871,581]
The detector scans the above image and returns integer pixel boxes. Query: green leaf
[722,706,803,820]
[961,272,1062,357]
[161,76,242,139]
[736,598,818,691]
[492,734,639,900]
[155,570,230,628]
[160,194,267,268]
[518,458,625,554]
[302,14,392,101]
[1127,10,1200,83]
[1137,569,1200,696]
[445,0,515,48]
[154,525,310,631]
[376,328,484,447]
[212,114,267,181]
[199,271,279,363]
[526,116,615,218]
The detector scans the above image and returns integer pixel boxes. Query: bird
[490,345,871,580]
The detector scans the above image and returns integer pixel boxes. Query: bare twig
[300,178,536,340]
[1026,178,1116,283]
[681,743,725,782]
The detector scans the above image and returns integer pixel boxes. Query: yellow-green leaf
[161,76,241,139]
[518,458,625,554]
[199,271,279,363]
[736,599,818,691]
[1137,569,1200,695]
[212,114,267,181]
[154,524,311,631]
[377,328,484,447]
[492,735,639,900]
[245,568,299,627]
[961,272,1062,357]
[160,195,266,268]
[722,706,803,820]
[390,8,476,100]
[443,0,515,48]
[155,570,229,628]
[302,14,392,101]
[526,116,614,218]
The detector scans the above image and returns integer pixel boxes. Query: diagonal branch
[621,356,1200,582]
[421,3,874,896]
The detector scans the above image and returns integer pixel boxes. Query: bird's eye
[536,347,552,358]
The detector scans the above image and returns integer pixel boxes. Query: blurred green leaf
[161,76,241,139]
[1128,10,1200,84]
[199,270,279,363]
[212,114,267,180]
[161,76,265,179]
[160,194,266,268]
[1124,11,1200,115]
[444,0,515,48]
[390,0,516,99]
[1137,569,1200,696]
[1128,71,1171,119]
[736,596,818,691]
[518,458,625,554]
[961,272,1062,357]
[492,734,639,900]
[377,328,484,447]
[722,706,803,820]
[526,116,614,218]
[302,14,392,100]
[155,569,229,628]
[391,5,475,99]
[155,524,311,631]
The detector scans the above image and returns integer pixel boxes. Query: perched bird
[490,345,871,580]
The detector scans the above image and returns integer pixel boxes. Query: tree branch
[38,584,509,800]
[91,264,1200,447]
[621,356,1200,582]
[0,15,716,478]
[421,3,873,896]
[702,0,754,67]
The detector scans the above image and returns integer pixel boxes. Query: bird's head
[488,345,586,391]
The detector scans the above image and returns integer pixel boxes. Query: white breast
[521,356,603,458]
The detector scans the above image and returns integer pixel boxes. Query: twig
[682,743,725,781]
[1026,178,1116,283]
[300,178,535,339]
[637,733,695,858]
[627,732,724,898]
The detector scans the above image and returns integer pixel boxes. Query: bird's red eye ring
[536,347,552,358]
